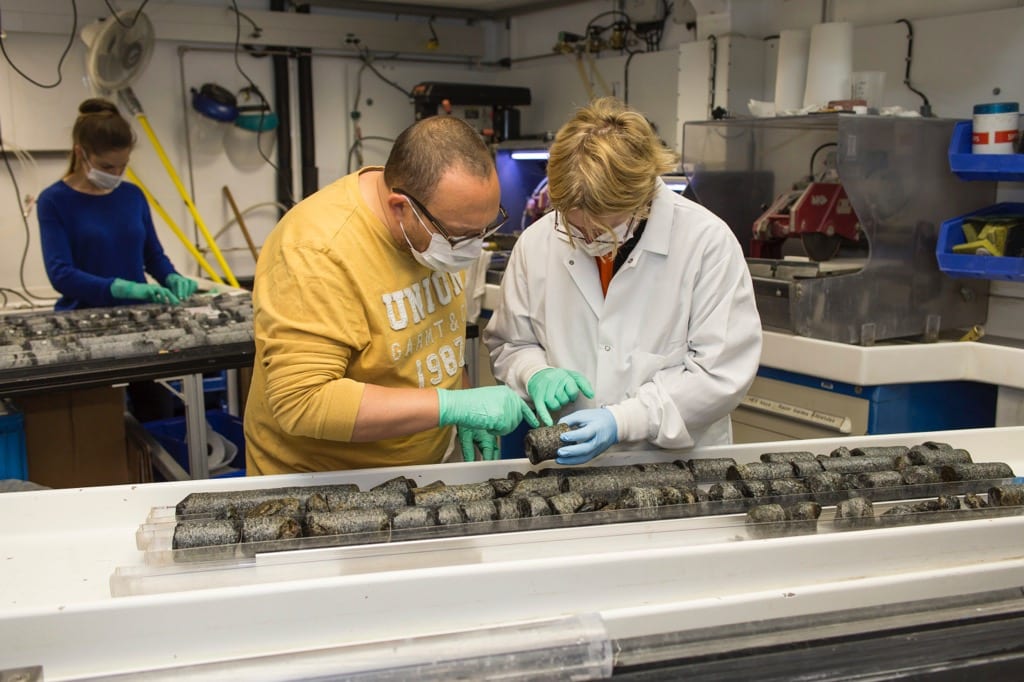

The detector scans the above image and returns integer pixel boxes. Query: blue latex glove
[165,273,198,301]
[527,367,595,426]
[438,386,540,436]
[458,426,500,462]
[110,278,180,305]
[556,408,619,466]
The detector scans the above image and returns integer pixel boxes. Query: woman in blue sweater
[36,98,197,310]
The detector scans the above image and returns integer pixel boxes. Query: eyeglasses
[392,187,508,248]
[553,211,638,245]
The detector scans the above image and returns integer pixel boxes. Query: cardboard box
[19,386,134,488]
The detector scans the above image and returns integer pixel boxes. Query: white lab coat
[483,181,762,452]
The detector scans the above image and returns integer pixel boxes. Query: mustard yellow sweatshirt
[244,168,468,474]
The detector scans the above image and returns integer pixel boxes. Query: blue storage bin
[948,120,1024,182]
[936,202,1024,281]
[145,410,246,479]
[0,406,28,481]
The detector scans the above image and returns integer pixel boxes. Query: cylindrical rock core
[524,424,572,465]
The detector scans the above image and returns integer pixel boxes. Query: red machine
[751,182,862,261]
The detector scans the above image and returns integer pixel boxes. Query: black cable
[0,0,77,89]
[346,44,408,173]
[0,117,56,302]
[427,16,439,49]
[228,0,295,205]
[623,49,639,104]
[653,0,672,51]
[350,61,369,168]
[585,10,632,36]
[708,35,718,118]
[103,0,150,29]
[896,18,932,117]
[358,46,413,98]
[227,3,263,39]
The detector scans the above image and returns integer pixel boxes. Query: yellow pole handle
[134,113,241,287]
[126,168,226,285]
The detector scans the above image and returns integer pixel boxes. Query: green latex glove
[527,367,595,426]
[437,386,539,436]
[458,426,500,462]
[110,278,180,305]
[165,273,198,301]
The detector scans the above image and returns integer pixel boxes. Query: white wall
[1,0,1023,339]
[0,0,495,297]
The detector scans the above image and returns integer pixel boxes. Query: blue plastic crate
[0,408,28,481]
[145,410,246,479]
[936,202,1024,281]
[948,120,1024,182]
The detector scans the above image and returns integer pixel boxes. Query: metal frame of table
[0,342,253,480]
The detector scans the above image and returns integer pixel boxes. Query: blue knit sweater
[36,180,178,310]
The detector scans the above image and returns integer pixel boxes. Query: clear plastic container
[77,613,613,681]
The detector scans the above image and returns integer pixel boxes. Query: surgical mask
[400,219,483,273]
[84,158,124,191]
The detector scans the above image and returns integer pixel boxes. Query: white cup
[850,71,886,109]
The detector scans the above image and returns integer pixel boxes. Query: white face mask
[84,157,124,192]
[572,219,635,257]
[400,218,483,273]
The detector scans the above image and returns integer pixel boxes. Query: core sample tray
[0,293,254,395]
[4,426,1024,680]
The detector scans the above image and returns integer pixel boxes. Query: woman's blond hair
[546,97,678,248]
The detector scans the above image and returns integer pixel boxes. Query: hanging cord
[621,1,671,104]
[895,18,932,117]
[357,45,414,99]
[228,0,291,203]
[0,0,77,88]
[345,43,410,173]
[0,119,57,303]
[103,0,150,29]
[426,16,439,50]
[623,49,639,104]
[350,60,368,169]
[346,135,395,174]
[707,35,720,119]
[227,3,263,39]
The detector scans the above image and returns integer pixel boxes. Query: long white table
[2,426,1023,679]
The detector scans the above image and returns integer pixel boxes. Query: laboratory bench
[1,426,1023,680]
[0,293,255,484]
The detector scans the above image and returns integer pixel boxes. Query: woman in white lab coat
[483,97,762,465]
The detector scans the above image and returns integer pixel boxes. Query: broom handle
[222,186,260,264]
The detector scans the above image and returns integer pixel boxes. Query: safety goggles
[553,211,639,244]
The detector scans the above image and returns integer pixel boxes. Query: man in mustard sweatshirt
[245,116,536,474]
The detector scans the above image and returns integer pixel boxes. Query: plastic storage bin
[936,202,1024,281]
[948,120,1024,182]
[0,404,28,481]
[144,410,246,479]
